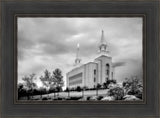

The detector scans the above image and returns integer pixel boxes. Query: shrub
[96,83,102,89]
[102,80,117,89]
[97,96,103,100]
[87,96,91,100]
[89,88,96,90]
[39,87,47,95]
[65,87,70,92]
[101,96,115,101]
[18,83,28,99]
[83,86,88,90]
[49,87,57,93]
[90,96,99,100]
[57,97,63,100]
[76,86,82,92]
[108,86,124,100]
[103,82,108,89]
[42,97,48,100]
[56,86,63,92]
[33,89,39,95]
[67,97,82,100]
[123,77,143,99]
[108,79,117,84]
[123,95,140,101]
[70,87,75,91]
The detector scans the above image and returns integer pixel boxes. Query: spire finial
[75,43,81,66]
[76,43,79,59]
[101,30,105,44]
[77,43,79,48]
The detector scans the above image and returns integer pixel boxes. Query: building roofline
[85,61,97,65]
[94,55,112,60]
[66,61,98,74]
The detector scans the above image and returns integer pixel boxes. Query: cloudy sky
[18,17,142,88]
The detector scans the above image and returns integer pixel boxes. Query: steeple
[75,43,81,66]
[101,30,106,45]
[99,30,110,56]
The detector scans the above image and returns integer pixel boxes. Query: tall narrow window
[94,69,96,75]
[107,70,109,75]
[94,77,96,82]
[106,64,110,80]
[106,64,110,76]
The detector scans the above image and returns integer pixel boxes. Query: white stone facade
[66,30,115,89]
[66,55,115,89]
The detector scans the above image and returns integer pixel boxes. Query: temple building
[66,30,115,89]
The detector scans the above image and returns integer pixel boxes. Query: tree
[40,70,55,97]
[103,82,108,89]
[122,76,143,99]
[103,80,117,89]
[52,68,64,96]
[56,86,61,96]
[96,83,102,96]
[76,86,82,92]
[66,87,70,98]
[39,87,46,99]
[22,73,37,99]
[49,87,57,98]
[82,86,87,97]
[108,86,124,100]
[18,83,25,99]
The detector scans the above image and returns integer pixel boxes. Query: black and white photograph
[17,17,143,101]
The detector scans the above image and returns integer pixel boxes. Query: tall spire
[101,30,106,45]
[76,43,79,59]
[75,43,81,66]
[99,30,110,56]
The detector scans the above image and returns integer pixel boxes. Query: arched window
[106,64,110,77]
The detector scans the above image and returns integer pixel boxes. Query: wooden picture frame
[1,0,159,118]
[14,14,146,104]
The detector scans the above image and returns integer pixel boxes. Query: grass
[19,89,142,101]
[30,89,109,100]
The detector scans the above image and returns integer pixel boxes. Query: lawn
[31,89,109,100]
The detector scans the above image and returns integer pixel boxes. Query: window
[106,64,109,69]
[106,64,110,76]
[94,77,96,82]
[94,69,96,75]
[107,70,109,75]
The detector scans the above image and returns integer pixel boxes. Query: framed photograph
[16,16,145,104]
[1,0,159,118]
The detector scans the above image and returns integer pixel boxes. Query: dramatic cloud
[18,17,142,87]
